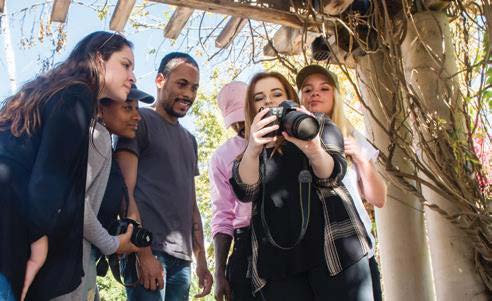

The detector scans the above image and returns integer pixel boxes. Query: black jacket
[0,83,94,300]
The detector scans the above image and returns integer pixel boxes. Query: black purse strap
[259,149,312,250]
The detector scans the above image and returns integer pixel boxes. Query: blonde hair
[299,74,354,137]
[329,88,354,137]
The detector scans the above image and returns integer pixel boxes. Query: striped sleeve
[229,159,261,203]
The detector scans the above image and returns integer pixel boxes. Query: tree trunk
[1,3,17,94]
[401,11,488,300]
[356,51,435,301]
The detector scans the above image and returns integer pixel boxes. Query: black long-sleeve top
[0,83,94,300]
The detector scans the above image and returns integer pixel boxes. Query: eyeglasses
[97,31,123,51]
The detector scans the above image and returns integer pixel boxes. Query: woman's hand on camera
[282,130,324,159]
[116,224,140,254]
[283,106,334,178]
[244,108,279,158]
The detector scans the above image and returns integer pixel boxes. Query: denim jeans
[0,273,15,301]
[123,251,191,301]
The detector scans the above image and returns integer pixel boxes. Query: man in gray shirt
[116,52,213,301]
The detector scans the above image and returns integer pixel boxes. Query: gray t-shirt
[116,108,199,261]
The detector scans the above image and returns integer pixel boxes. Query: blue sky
[0,0,266,133]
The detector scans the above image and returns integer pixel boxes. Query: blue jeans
[0,273,15,301]
[123,251,191,301]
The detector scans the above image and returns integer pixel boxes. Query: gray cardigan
[52,122,117,301]
[84,122,119,255]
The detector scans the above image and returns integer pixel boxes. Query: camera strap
[122,181,130,217]
[107,253,141,287]
[259,149,312,250]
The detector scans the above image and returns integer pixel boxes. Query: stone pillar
[401,11,488,300]
[356,52,435,301]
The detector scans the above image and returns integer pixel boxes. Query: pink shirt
[209,135,251,238]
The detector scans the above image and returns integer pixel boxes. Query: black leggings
[259,256,374,301]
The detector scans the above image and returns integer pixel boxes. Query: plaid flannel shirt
[230,115,371,294]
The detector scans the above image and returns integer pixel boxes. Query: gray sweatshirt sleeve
[83,123,119,255]
[84,197,119,255]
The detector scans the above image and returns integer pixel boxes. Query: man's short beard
[163,101,186,118]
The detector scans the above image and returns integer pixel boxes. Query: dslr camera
[264,100,320,141]
[109,218,153,248]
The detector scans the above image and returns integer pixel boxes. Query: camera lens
[283,111,319,140]
[109,218,153,248]
[294,115,319,140]
[132,228,153,248]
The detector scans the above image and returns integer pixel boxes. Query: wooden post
[356,52,436,301]
[50,0,71,23]
[109,0,137,32]
[0,0,5,14]
[401,11,488,300]
[164,7,194,39]
[215,17,247,48]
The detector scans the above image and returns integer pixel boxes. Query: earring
[97,114,106,127]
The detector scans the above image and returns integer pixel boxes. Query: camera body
[264,100,320,141]
[109,218,153,248]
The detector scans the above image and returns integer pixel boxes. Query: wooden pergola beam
[164,7,194,39]
[50,0,71,23]
[263,31,356,68]
[266,27,302,55]
[215,17,247,48]
[149,0,308,28]
[109,0,137,32]
[263,26,318,56]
